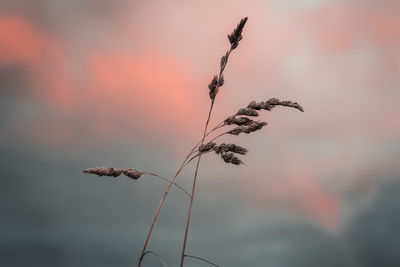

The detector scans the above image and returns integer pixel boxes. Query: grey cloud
[0,0,136,26]
[344,180,400,267]
[2,136,399,266]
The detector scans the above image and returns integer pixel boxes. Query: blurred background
[1,0,399,266]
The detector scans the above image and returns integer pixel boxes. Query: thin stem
[207,132,227,144]
[206,122,225,136]
[187,121,226,158]
[186,132,227,162]
[143,172,191,198]
[183,132,228,170]
[181,153,200,171]
[138,127,217,266]
[184,254,219,267]
[180,100,215,267]
[138,148,196,266]
[180,47,233,267]
[142,251,167,267]
[138,131,206,266]
[139,38,234,267]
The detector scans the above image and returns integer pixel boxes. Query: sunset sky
[1,0,400,266]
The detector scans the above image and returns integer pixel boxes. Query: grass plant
[84,17,303,267]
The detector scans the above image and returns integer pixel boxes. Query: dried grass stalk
[180,17,249,267]
[83,16,304,267]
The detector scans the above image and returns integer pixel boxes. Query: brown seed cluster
[220,51,229,71]
[236,108,259,117]
[213,143,248,155]
[83,167,122,177]
[221,152,243,165]
[266,98,304,112]
[228,121,267,135]
[123,169,143,180]
[247,100,271,110]
[223,98,303,131]
[198,142,247,165]
[247,98,304,112]
[199,142,217,153]
[209,17,248,101]
[228,17,248,50]
[209,75,224,100]
[224,116,253,126]
[83,167,142,180]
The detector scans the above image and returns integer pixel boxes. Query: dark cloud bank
[1,142,399,267]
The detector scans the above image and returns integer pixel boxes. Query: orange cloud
[83,50,201,140]
[0,15,44,67]
[0,15,75,111]
[243,152,341,229]
[0,14,202,146]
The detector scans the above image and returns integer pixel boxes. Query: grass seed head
[218,75,224,87]
[199,142,217,153]
[220,51,229,70]
[224,116,253,126]
[83,167,123,177]
[228,121,267,135]
[214,143,248,155]
[236,108,259,117]
[208,75,219,100]
[227,17,248,49]
[123,169,143,180]
[266,98,304,112]
[83,167,143,180]
[247,101,264,110]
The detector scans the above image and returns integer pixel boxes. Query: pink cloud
[1,0,399,229]
[0,15,202,146]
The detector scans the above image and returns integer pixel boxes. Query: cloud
[1,114,400,266]
[0,3,400,264]
[344,179,400,267]
[0,14,203,148]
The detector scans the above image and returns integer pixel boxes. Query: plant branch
[184,254,219,267]
[207,132,227,144]
[142,172,191,198]
[186,122,226,158]
[138,141,202,266]
[142,251,167,267]
[180,100,215,267]
[181,153,200,170]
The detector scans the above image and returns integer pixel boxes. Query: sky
[0,0,400,266]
